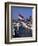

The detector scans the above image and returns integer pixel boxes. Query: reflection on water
[11,23,32,38]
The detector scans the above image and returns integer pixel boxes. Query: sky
[11,6,33,20]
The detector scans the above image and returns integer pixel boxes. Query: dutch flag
[18,14,25,21]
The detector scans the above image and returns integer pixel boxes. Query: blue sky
[11,6,33,20]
